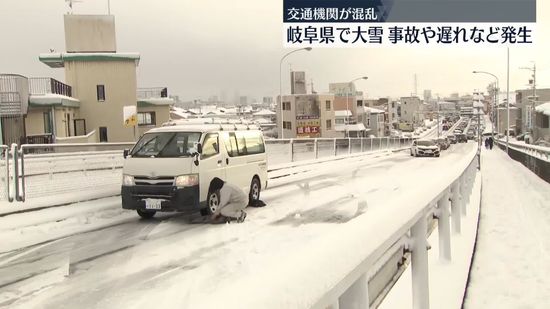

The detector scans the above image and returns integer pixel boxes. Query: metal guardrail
[16,143,134,202]
[279,150,478,309]
[495,138,550,183]
[2,138,415,203]
[496,138,550,161]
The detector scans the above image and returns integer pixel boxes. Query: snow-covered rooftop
[363,106,385,114]
[335,123,368,132]
[253,109,276,116]
[535,102,550,116]
[39,52,141,68]
[137,97,174,106]
[29,93,80,108]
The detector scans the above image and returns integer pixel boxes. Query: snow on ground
[0,143,477,309]
[463,148,550,309]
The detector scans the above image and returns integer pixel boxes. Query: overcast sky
[1,0,549,102]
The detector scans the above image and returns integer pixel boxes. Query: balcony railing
[137,87,168,99]
[28,77,72,97]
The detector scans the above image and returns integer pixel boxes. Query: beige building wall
[26,107,80,138]
[65,60,138,142]
[137,105,171,136]
[26,108,48,136]
[64,15,116,53]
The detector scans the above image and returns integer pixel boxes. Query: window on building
[326,100,331,111]
[138,112,156,126]
[335,119,344,125]
[99,126,108,142]
[367,118,371,126]
[283,102,291,110]
[357,100,363,107]
[283,121,292,130]
[326,119,332,130]
[542,115,550,129]
[392,102,395,108]
[43,112,53,134]
[96,85,106,101]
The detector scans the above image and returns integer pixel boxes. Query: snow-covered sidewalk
[464,148,550,308]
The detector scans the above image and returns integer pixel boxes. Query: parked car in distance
[447,134,457,144]
[456,133,468,143]
[410,139,441,157]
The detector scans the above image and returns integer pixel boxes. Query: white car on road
[410,139,441,157]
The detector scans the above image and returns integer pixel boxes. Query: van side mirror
[123,149,129,159]
[197,143,202,154]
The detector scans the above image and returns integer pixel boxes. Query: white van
[121,124,268,218]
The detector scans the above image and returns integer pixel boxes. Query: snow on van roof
[147,123,260,134]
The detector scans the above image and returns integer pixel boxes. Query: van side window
[223,133,237,157]
[201,133,219,159]
[235,132,248,155]
[243,131,265,154]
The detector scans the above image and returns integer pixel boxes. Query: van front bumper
[121,184,200,213]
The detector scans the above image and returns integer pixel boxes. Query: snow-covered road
[0,143,477,308]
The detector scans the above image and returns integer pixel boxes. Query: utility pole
[520,62,536,133]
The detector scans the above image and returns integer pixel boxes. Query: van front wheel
[249,177,261,202]
[206,190,220,215]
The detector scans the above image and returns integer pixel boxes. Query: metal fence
[1,137,414,203]
[266,137,413,165]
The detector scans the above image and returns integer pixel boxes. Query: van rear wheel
[249,177,261,203]
[137,210,156,219]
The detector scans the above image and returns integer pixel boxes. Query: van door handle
[226,158,229,165]
[217,160,222,164]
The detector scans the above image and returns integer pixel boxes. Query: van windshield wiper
[130,137,157,157]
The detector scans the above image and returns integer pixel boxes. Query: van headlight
[122,175,135,186]
[174,174,199,187]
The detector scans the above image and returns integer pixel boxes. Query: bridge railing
[228,147,479,309]
[495,138,550,183]
[1,137,414,203]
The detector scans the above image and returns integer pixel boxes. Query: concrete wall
[26,107,79,138]
[137,105,171,136]
[64,60,137,142]
[64,15,116,53]
[277,94,337,138]
[400,97,423,124]
[55,130,98,143]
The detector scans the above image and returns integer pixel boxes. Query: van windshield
[130,132,202,157]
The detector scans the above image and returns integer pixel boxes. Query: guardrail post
[411,214,430,309]
[314,139,319,159]
[348,138,352,155]
[370,138,373,152]
[18,147,26,202]
[387,137,390,150]
[460,174,468,216]
[334,139,337,156]
[360,138,364,153]
[290,139,294,162]
[451,181,462,234]
[10,144,22,202]
[339,273,369,309]
[438,190,452,261]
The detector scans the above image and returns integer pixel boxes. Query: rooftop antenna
[413,73,418,97]
[65,0,83,14]
[107,0,111,14]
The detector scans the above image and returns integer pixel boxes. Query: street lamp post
[279,47,312,139]
[472,70,499,138]
[345,76,368,137]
